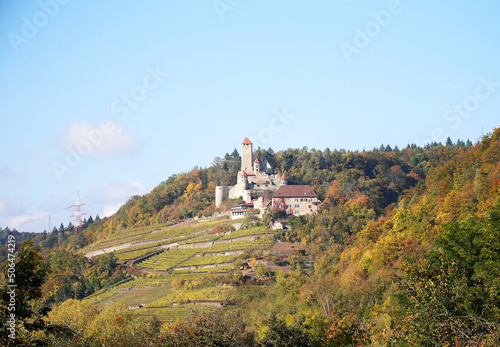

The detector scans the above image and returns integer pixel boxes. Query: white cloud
[102,203,123,218]
[0,197,27,217]
[101,181,148,199]
[96,181,150,218]
[8,211,48,230]
[62,120,144,156]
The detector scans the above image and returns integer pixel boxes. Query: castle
[215,138,287,207]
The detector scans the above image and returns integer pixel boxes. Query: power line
[18,206,72,227]
[85,196,135,206]
[15,194,138,232]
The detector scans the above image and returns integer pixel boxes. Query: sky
[1,1,499,232]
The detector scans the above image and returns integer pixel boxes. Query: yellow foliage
[371,231,407,268]
[249,257,257,267]
[359,249,373,273]
[47,299,99,332]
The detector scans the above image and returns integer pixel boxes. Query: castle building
[215,138,283,207]
[272,185,319,216]
[216,138,320,219]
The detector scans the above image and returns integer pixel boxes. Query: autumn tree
[160,309,254,346]
[259,312,311,347]
[395,202,500,345]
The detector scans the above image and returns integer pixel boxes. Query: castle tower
[241,138,253,173]
[215,186,229,207]
[253,158,260,173]
[280,174,288,185]
[240,171,249,189]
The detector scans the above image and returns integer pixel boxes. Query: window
[308,205,311,208]
[295,204,299,208]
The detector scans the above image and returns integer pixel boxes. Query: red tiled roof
[242,138,252,144]
[240,171,248,177]
[242,202,254,207]
[231,209,248,213]
[281,174,287,179]
[273,185,317,198]
[254,158,260,163]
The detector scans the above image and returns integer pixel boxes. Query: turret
[253,158,260,173]
[280,174,288,185]
[240,171,249,189]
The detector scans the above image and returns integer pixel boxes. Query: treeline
[0,227,38,264]
[75,136,475,245]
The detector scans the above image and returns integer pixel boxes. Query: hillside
[2,129,500,345]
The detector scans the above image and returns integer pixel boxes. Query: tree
[242,208,259,228]
[259,312,311,347]
[46,299,157,346]
[161,309,254,346]
[98,253,117,274]
[0,239,55,345]
[395,204,500,345]
[255,263,272,278]
[1,239,51,319]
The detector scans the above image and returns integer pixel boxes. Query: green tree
[395,203,500,345]
[1,239,51,319]
[255,263,272,278]
[161,309,254,346]
[0,239,60,346]
[259,312,311,347]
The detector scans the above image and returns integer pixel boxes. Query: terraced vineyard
[83,220,234,256]
[82,217,297,326]
[178,233,222,244]
[180,254,237,267]
[147,285,234,307]
[84,222,174,251]
[172,266,234,274]
[219,226,272,240]
[114,247,160,261]
[132,233,275,272]
[85,287,127,305]
[136,249,199,271]
[136,220,232,242]
[207,236,274,252]
[138,305,219,322]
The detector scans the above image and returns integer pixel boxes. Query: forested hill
[3,128,500,345]
[78,134,481,243]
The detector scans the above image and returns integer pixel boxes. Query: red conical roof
[281,174,287,179]
[254,158,260,163]
[241,171,248,177]
[242,138,252,144]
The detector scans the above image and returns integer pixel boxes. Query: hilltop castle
[215,138,286,207]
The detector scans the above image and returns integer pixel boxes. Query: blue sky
[1,1,499,232]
